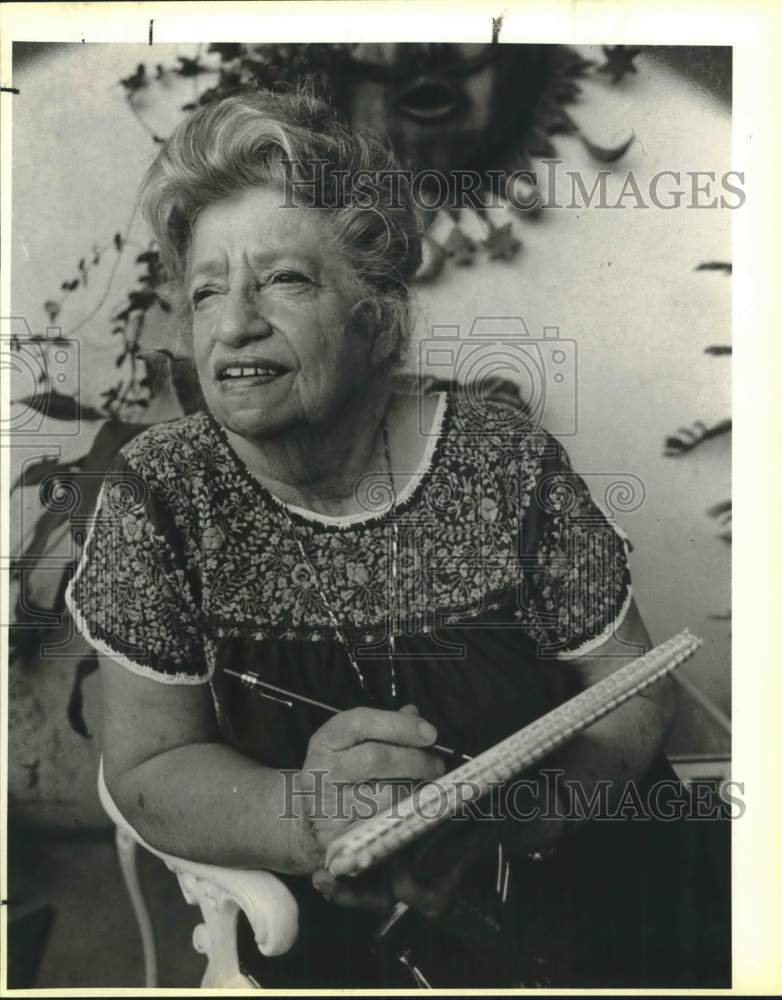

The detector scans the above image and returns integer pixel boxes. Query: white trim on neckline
[264,391,449,527]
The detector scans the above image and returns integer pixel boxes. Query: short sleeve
[65,452,209,684]
[518,434,633,659]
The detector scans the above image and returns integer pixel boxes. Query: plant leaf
[664,418,732,456]
[12,391,104,422]
[579,130,635,163]
[124,289,158,314]
[169,358,207,414]
[79,420,147,477]
[443,226,477,266]
[707,499,732,520]
[176,56,207,77]
[119,64,147,93]
[12,506,72,577]
[208,42,244,61]
[695,261,732,274]
[67,654,99,739]
[11,456,82,494]
[414,238,448,284]
[44,300,61,322]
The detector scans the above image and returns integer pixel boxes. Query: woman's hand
[293,704,446,865]
[311,855,467,919]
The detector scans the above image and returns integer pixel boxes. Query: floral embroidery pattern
[67,390,631,680]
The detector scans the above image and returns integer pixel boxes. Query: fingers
[409,817,491,878]
[311,855,466,920]
[309,706,437,753]
[301,705,442,854]
[340,743,446,783]
[302,743,448,794]
[307,784,404,848]
[391,860,465,920]
[342,780,415,820]
[346,782,399,819]
[312,868,394,914]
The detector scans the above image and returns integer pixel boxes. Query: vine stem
[117,312,146,418]
[125,94,165,144]
[65,198,140,342]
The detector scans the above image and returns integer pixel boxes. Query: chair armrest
[98,760,299,986]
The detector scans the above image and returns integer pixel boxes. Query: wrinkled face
[187,186,371,439]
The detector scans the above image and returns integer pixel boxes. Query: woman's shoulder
[116,411,216,487]
[388,376,563,513]
[391,373,560,470]
[429,377,554,460]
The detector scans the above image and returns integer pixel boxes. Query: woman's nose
[215,283,272,346]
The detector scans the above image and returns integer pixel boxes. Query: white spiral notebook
[325,629,702,877]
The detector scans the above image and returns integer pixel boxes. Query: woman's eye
[268,270,310,286]
[192,287,217,307]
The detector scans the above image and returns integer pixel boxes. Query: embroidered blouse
[66,387,631,763]
[64,385,643,987]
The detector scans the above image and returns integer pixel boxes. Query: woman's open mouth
[393,78,468,124]
[217,362,290,388]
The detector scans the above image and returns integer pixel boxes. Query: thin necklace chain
[277,420,399,706]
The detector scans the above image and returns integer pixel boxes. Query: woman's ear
[350,297,382,335]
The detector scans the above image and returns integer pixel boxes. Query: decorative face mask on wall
[334,43,553,176]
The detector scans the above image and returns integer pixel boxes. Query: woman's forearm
[411,679,676,880]
[509,676,677,853]
[506,603,677,851]
[546,679,675,810]
[108,742,318,875]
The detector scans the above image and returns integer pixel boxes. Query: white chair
[97,761,299,988]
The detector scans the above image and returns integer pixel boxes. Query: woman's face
[187,185,371,439]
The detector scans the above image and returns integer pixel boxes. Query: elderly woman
[66,90,692,988]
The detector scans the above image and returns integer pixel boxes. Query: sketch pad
[325,629,702,877]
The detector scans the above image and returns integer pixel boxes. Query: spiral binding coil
[326,629,703,877]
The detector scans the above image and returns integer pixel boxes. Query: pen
[223,668,473,763]
[374,900,410,940]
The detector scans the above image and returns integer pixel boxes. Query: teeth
[222,366,280,379]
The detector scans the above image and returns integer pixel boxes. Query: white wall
[9,43,731,824]
[413,52,732,752]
